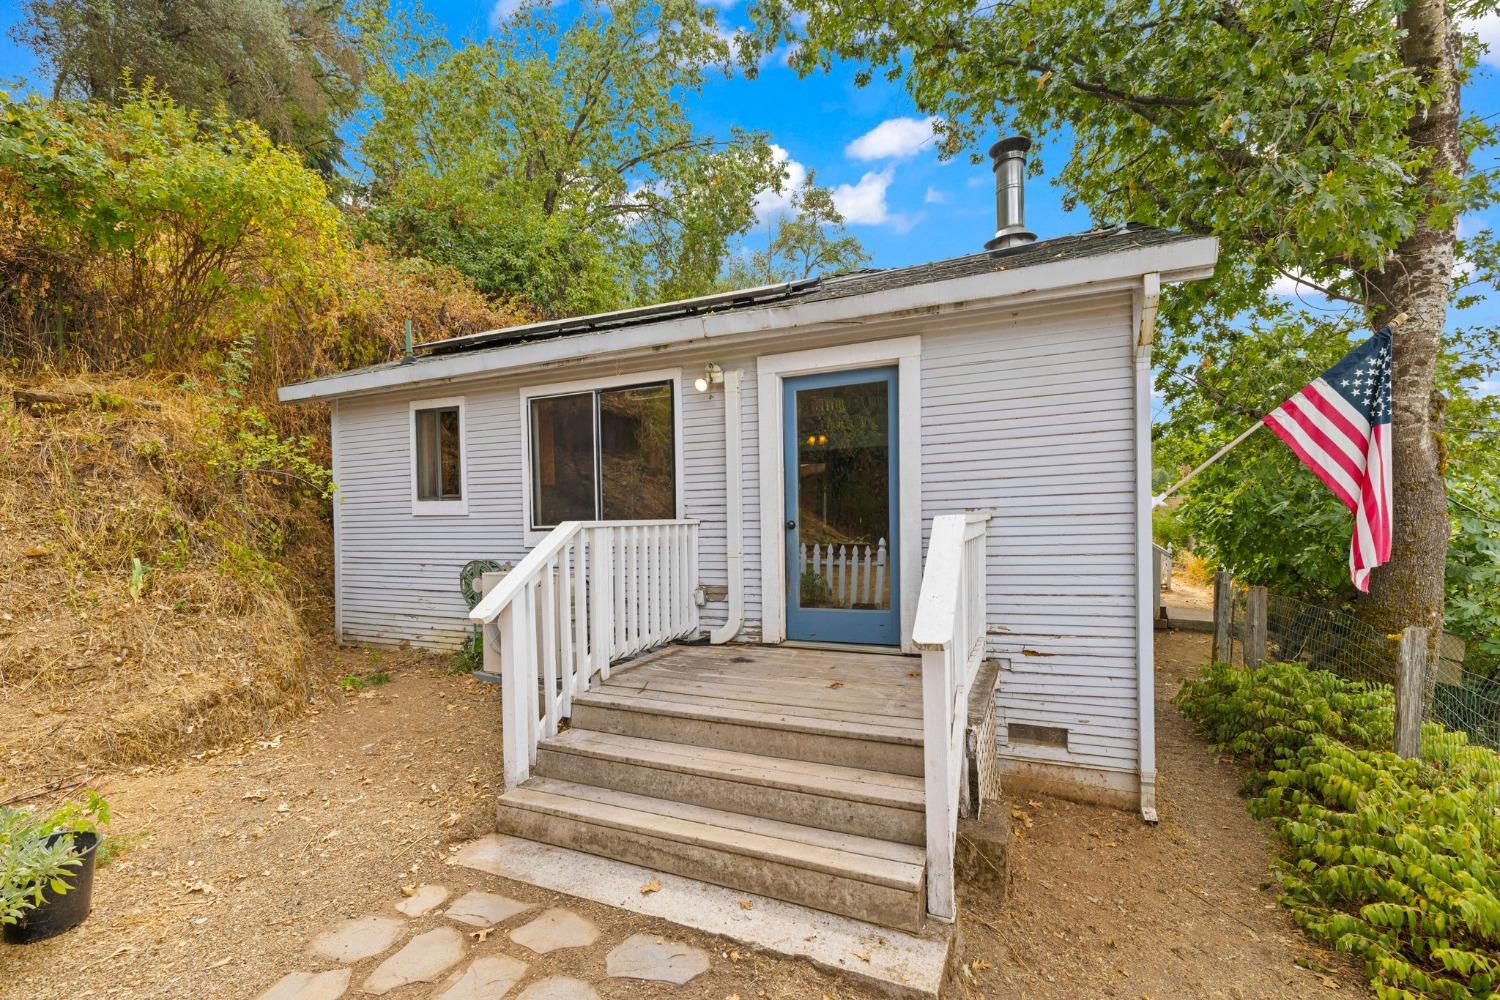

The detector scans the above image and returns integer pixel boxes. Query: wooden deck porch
[493,643,932,931]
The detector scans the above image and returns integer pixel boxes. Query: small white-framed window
[520,370,682,542]
[409,396,468,516]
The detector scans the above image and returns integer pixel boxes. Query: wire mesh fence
[1223,584,1500,763]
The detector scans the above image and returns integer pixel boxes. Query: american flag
[1262,329,1393,592]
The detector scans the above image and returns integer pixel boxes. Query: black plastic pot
[3,831,98,944]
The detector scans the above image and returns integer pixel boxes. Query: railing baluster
[540,555,560,738]
[572,535,589,697]
[558,546,574,717]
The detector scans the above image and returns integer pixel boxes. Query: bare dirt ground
[954,629,1364,999]
[2,631,1366,999]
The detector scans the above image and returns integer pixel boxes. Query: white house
[279,140,1218,931]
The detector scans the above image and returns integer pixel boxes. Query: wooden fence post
[1212,570,1232,663]
[1395,626,1430,759]
[1244,585,1268,668]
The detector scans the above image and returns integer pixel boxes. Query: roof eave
[278,234,1218,404]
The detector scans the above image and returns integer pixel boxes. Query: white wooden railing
[911,512,990,921]
[798,539,887,607]
[469,520,699,791]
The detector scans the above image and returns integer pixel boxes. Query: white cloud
[754,144,809,221]
[845,117,937,161]
[1462,13,1500,67]
[831,168,921,231]
[924,186,947,205]
[1269,271,1317,296]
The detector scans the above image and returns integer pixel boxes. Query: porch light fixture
[694,363,724,396]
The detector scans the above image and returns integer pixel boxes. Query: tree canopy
[356,0,859,316]
[745,0,1498,634]
[11,0,364,175]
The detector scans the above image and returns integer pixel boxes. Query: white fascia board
[279,236,1218,404]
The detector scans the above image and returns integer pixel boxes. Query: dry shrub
[0,371,337,792]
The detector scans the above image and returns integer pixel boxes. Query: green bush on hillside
[1178,661,1500,999]
[1176,660,1394,782]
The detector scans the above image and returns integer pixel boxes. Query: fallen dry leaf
[827,681,844,689]
[853,951,871,963]
[440,811,462,828]
[24,545,48,558]
[972,958,992,971]
[640,877,662,895]
[738,899,753,910]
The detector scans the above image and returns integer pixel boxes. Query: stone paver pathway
[605,933,711,984]
[395,883,450,917]
[257,969,351,1000]
[433,955,530,1000]
[308,916,405,964]
[515,977,600,1000]
[508,909,600,955]
[361,926,467,995]
[445,890,531,928]
[255,840,718,1000]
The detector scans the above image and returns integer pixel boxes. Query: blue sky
[3,1,1500,377]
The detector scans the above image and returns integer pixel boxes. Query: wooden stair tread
[572,688,923,745]
[501,777,925,891]
[543,729,924,809]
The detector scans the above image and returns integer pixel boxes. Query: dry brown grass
[0,370,338,794]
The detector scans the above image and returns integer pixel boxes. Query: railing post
[497,599,528,791]
[921,646,956,921]
[591,528,616,681]
[1245,585,1268,667]
[1211,569,1232,664]
[1395,626,1430,759]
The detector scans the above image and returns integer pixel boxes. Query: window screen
[599,383,675,520]
[528,381,675,528]
[414,406,462,501]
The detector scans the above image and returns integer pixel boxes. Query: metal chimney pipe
[984,136,1036,251]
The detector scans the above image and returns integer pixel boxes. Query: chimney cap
[988,135,1032,161]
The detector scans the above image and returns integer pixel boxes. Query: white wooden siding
[328,290,1140,779]
[919,292,1139,776]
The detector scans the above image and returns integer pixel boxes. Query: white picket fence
[798,538,888,607]
[911,512,990,922]
[469,520,699,791]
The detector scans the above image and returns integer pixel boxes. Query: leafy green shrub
[1179,661,1500,999]
[1176,660,1394,781]
[1254,738,1500,999]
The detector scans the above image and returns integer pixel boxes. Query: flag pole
[1152,421,1263,508]
[1150,312,1407,510]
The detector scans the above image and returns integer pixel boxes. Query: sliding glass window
[529,381,675,529]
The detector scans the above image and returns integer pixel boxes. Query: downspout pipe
[710,368,744,644]
[1134,274,1160,824]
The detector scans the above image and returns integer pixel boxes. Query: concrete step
[494,777,927,932]
[535,729,926,846]
[569,689,925,777]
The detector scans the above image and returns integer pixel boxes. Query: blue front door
[783,367,900,645]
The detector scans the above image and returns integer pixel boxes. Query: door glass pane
[599,383,675,519]
[531,392,596,526]
[795,379,890,610]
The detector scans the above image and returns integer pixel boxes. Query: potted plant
[1,791,109,943]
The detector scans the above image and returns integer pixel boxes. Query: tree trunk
[1358,0,1459,637]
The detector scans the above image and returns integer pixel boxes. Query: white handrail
[470,519,699,790]
[912,511,990,922]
